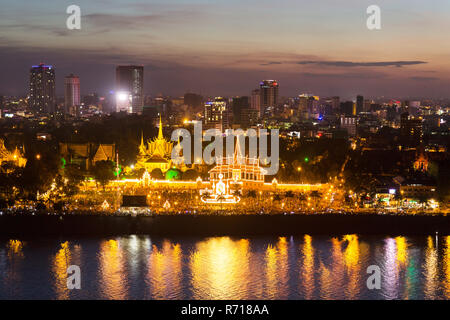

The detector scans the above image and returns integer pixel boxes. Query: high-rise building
[231,96,249,126]
[240,108,258,129]
[115,65,144,114]
[363,99,372,112]
[340,115,357,137]
[251,89,261,117]
[204,97,229,130]
[29,63,56,113]
[298,94,318,119]
[400,113,423,147]
[356,95,364,114]
[298,94,310,115]
[340,101,355,116]
[64,74,80,114]
[259,80,279,115]
[331,96,340,111]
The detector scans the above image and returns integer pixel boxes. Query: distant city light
[117,92,129,102]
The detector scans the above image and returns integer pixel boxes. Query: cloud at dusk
[296,61,428,68]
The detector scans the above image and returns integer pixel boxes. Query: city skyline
[0,0,449,98]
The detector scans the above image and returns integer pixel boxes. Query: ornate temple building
[0,139,27,168]
[208,138,265,189]
[136,116,182,173]
[59,143,115,170]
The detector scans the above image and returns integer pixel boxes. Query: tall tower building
[29,63,56,114]
[298,94,318,119]
[356,95,364,114]
[115,65,144,114]
[259,80,279,115]
[340,101,354,116]
[64,74,80,114]
[204,97,229,130]
[363,99,372,112]
[340,115,357,137]
[400,113,423,147]
[231,96,249,126]
[251,89,261,117]
[331,96,340,111]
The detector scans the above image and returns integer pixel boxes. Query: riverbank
[0,213,449,236]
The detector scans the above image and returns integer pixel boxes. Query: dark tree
[182,169,199,181]
[151,168,165,180]
[63,164,85,196]
[93,160,115,190]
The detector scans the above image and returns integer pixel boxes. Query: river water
[0,235,449,300]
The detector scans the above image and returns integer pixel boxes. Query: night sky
[0,0,449,99]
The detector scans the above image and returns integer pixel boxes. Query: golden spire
[158,114,163,140]
[140,131,144,147]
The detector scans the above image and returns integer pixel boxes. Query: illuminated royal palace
[79,120,329,213]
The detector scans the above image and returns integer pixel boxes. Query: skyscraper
[204,97,229,130]
[259,80,279,115]
[400,112,423,147]
[340,101,354,116]
[231,96,249,126]
[298,94,318,119]
[340,115,357,137]
[331,96,340,111]
[115,65,144,114]
[356,95,364,114]
[29,63,56,114]
[64,74,80,114]
[363,99,372,112]
[251,89,261,117]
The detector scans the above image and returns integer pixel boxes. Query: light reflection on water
[0,235,449,300]
[444,237,450,299]
[148,240,182,299]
